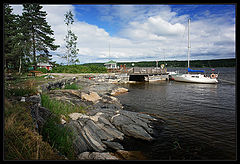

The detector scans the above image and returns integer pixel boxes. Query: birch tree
[63,10,79,65]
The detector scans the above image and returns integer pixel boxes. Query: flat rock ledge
[65,107,163,159]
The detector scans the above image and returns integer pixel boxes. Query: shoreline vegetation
[83,58,236,68]
[4,72,163,160]
[5,58,236,75]
[18,58,235,75]
[38,58,236,74]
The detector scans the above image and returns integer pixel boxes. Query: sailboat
[172,19,218,84]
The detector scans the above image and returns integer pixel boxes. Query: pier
[122,67,168,82]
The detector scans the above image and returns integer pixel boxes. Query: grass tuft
[41,94,86,120]
[64,83,80,90]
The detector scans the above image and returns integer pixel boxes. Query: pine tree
[4,4,17,71]
[22,3,59,70]
[14,15,33,73]
[63,10,79,65]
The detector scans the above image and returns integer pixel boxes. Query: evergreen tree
[14,15,33,73]
[63,10,79,65]
[22,3,59,69]
[4,4,17,71]
[4,4,30,73]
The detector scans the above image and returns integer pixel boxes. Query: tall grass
[4,99,65,160]
[5,79,38,98]
[41,94,86,119]
[41,117,76,159]
[40,94,87,159]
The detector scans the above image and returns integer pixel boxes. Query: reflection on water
[116,67,236,160]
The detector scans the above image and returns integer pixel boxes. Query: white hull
[172,74,218,84]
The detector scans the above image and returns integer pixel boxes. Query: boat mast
[108,39,110,60]
[187,18,190,69]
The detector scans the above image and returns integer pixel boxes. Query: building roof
[37,62,53,66]
[104,60,117,64]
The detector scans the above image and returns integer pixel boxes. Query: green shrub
[36,67,49,73]
[64,83,80,90]
[50,65,107,73]
[5,87,37,98]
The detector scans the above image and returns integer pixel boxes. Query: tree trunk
[67,30,69,66]
[18,57,22,74]
[32,26,37,70]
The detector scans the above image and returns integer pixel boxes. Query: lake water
[116,67,236,160]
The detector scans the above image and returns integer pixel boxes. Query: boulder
[60,114,67,124]
[102,141,124,150]
[81,92,101,103]
[115,150,147,160]
[26,94,41,106]
[41,77,78,91]
[110,87,128,96]
[66,121,92,154]
[68,113,84,121]
[20,97,26,102]
[77,152,118,160]
[48,90,89,108]
[110,111,154,141]
[93,98,123,111]
[30,106,54,131]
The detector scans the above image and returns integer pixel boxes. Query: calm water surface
[116,67,236,160]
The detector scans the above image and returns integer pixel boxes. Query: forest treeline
[83,58,236,68]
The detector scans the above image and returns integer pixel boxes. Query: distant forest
[83,58,236,68]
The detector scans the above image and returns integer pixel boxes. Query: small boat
[173,19,218,84]
[173,70,218,84]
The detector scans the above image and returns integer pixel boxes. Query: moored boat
[173,19,218,84]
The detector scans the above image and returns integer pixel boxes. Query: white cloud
[122,16,185,39]
[10,4,235,64]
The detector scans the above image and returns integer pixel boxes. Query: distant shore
[82,58,236,68]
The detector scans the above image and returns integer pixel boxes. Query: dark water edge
[116,67,236,160]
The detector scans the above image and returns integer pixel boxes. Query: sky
[10,4,236,64]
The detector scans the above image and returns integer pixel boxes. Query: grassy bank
[4,74,86,160]
[4,98,65,160]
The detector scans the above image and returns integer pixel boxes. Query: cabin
[37,62,53,71]
[104,60,117,69]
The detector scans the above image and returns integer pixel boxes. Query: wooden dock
[127,67,167,75]
[121,67,168,82]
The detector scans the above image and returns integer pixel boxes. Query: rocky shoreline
[27,74,165,160]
